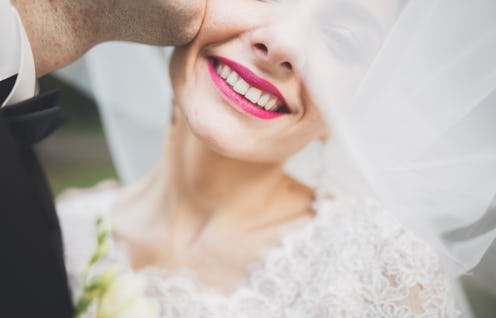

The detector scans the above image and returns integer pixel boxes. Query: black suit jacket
[0,76,73,317]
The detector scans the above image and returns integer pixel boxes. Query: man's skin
[11,0,206,76]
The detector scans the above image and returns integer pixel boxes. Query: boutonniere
[74,216,160,318]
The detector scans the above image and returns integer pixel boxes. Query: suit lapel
[0,74,17,105]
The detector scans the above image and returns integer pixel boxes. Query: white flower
[115,297,161,318]
[97,273,160,318]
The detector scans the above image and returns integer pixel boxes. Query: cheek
[195,0,272,45]
[168,0,260,100]
[196,1,247,42]
[290,113,329,150]
[303,49,364,120]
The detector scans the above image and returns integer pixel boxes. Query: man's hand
[11,0,206,77]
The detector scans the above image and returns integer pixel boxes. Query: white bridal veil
[58,0,496,298]
[303,0,496,278]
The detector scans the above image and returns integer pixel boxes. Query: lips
[208,56,290,120]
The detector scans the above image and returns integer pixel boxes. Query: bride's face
[170,0,398,163]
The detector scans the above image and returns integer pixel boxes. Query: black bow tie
[1,89,66,145]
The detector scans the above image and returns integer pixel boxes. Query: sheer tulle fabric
[302,0,496,278]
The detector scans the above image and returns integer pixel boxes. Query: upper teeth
[216,63,282,112]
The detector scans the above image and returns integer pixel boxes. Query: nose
[251,33,293,71]
[249,23,303,75]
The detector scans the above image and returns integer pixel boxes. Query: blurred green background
[37,74,495,317]
[38,75,117,195]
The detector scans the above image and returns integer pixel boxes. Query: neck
[114,108,316,252]
[135,108,295,228]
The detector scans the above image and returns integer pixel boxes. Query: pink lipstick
[208,56,289,120]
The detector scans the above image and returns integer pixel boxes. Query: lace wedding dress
[57,188,460,317]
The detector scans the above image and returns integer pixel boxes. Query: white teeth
[245,87,262,104]
[221,65,231,79]
[226,71,239,85]
[215,61,285,112]
[233,79,250,95]
[257,93,270,107]
[264,96,278,111]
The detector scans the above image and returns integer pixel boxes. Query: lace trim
[58,189,460,317]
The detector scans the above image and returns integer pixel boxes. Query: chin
[187,110,259,160]
[179,102,287,164]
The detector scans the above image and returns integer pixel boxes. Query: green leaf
[74,295,93,318]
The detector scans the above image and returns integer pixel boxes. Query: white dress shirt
[0,0,36,107]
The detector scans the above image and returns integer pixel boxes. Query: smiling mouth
[209,57,290,117]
